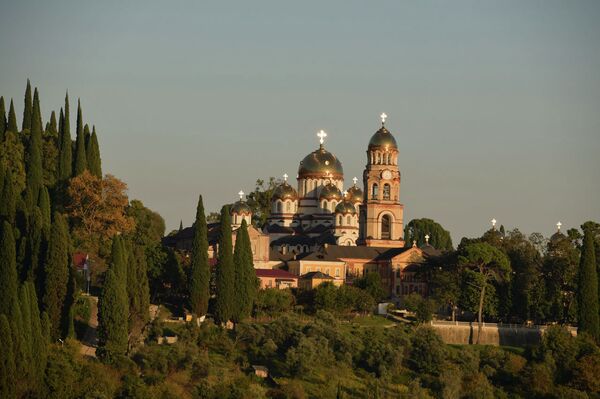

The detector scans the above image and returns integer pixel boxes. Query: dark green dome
[272,182,298,200]
[346,185,363,203]
[319,183,342,200]
[298,146,343,179]
[335,200,357,214]
[368,126,397,149]
[231,200,252,215]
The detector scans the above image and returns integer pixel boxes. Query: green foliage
[97,268,129,362]
[189,195,211,316]
[22,79,32,131]
[312,282,375,314]
[7,98,18,133]
[0,222,18,316]
[232,220,257,322]
[86,126,102,177]
[58,93,73,182]
[0,96,6,141]
[74,99,88,175]
[408,326,447,375]
[577,228,599,340]
[354,271,386,302]
[25,90,44,209]
[403,293,436,322]
[246,177,279,226]
[0,314,15,399]
[404,218,453,250]
[214,205,235,324]
[0,131,26,196]
[42,213,71,340]
[254,288,295,315]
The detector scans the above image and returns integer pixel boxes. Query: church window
[338,215,342,225]
[286,201,291,213]
[372,183,378,199]
[277,201,282,213]
[346,215,351,225]
[381,214,391,239]
[325,268,330,275]
[383,184,390,200]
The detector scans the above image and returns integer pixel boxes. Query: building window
[372,183,378,199]
[338,215,342,225]
[381,214,391,239]
[383,184,390,200]
[335,268,340,277]
[277,201,282,213]
[286,202,291,212]
[346,215,351,225]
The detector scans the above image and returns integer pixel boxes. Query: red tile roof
[255,269,298,279]
[72,253,88,269]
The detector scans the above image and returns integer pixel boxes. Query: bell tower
[359,113,405,247]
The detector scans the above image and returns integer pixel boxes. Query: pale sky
[1,1,599,243]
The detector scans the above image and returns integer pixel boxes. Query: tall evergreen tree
[0,314,16,399]
[7,99,18,133]
[232,219,257,322]
[25,88,44,208]
[97,267,129,362]
[32,87,42,131]
[214,205,235,325]
[0,222,18,316]
[577,227,600,340]
[42,213,70,340]
[0,96,6,141]
[24,207,44,283]
[38,186,51,233]
[0,171,17,223]
[18,284,33,381]
[48,110,57,135]
[74,99,87,175]
[57,93,72,182]
[22,79,32,131]
[27,281,47,394]
[87,126,102,177]
[189,195,211,317]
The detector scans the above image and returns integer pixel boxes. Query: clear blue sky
[1,1,599,243]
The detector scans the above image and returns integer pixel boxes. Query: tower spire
[317,129,327,148]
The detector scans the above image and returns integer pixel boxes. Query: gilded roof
[335,200,357,214]
[298,146,343,179]
[272,182,298,200]
[319,183,342,200]
[346,185,363,203]
[231,200,252,214]
[368,126,397,149]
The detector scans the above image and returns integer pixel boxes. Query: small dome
[319,183,342,200]
[368,126,397,149]
[272,182,298,201]
[550,231,566,243]
[335,200,357,215]
[298,146,343,179]
[346,185,363,203]
[231,200,252,215]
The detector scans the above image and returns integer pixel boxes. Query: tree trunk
[476,284,486,345]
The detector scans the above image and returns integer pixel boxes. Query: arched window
[286,201,291,213]
[346,215,351,225]
[383,183,391,200]
[277,201,282,213]
[372,183,379,199]
[381,214,391,239]
[338,215,342,225]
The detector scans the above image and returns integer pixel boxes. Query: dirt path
[80,295,98,358]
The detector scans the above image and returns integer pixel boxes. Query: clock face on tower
[381,170,392,180]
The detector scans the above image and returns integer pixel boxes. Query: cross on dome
[238,190,244,200]
[343,190,348,198]
[283,173,288,182]
[491,218,497,228]
[380,112,387,125]
[317,130,327,145]
[425,234,430,244]
[352,177,358,186]
[557,221,562,231]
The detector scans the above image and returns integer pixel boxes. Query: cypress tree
[7,98,18,133]
[22,79,32,131]
[0,314,16,399]
[38,186,51,233]
[74,99,87,175]
[48,110,57,135]
[32,87,42,132]
[58,108,64,139]
[87,126,102,177]
[10,295,26,385]
[25,89,44,208]
[97,268,129,362]
[0,96,6,141]
[0,171,16,223]
[110,235,128,285]
[40,311,51,345]
[18,284,33,380]
[57,93,72,181]
[189,195,210,317]
[24,207,44,283]
[232,219,256,322]
[577,228,600,340]
[214,205,235,325]
[0,221,18,316]
[42,213,70,340]
[135,245,150,324]
[27,281,47,393]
